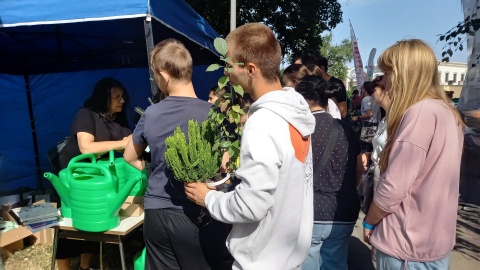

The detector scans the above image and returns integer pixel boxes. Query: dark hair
[363,81,375,96]
[352,90,359,95]
[84,78,129,127]
[295,75,338,108]
[300,50,329,71]
[371,75,384,91]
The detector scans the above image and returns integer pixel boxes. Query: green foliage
[438,3,479,63]
[319,33,353,81]
[164,120,220,182]
[186,0,343,57]
[205,37,245,171]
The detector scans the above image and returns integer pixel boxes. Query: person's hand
[184,182,212,208]
[352,116,359,122]
[363,227,373,244]
[362,153,368,170]
[219,151,231,173]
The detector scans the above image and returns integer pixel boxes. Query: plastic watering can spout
[109,174,144,215]
[44,172,71,207]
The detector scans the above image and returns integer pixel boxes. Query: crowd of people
[56,22,464,270]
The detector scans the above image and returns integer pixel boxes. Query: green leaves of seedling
[214,38,228,56]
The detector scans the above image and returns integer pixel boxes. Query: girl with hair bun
[296,75,363,270]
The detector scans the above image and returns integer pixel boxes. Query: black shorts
[55,238,99,259]
[143,208,233,270]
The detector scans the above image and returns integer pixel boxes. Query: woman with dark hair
[282,64,341,119]
[296,75,362,270]
[56,77,132,270]
[59,78,132,169]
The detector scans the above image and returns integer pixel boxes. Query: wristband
[362,219,375,230]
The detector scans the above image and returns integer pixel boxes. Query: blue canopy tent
[0,0,221,195]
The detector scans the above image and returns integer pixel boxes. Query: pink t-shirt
[370,99,463,262]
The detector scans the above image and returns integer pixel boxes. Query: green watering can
[44,162,143,232]
[97,151,147,196]
[56,153,102,218]
[133,247,146,270]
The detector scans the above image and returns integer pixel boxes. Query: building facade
[346,61,467,98]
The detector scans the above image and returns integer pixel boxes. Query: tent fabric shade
[0,0,220,75]
[0,0,222,195]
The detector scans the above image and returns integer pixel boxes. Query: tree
[438,0,476,63]
[186,0,343,57]
[319,33,353,81]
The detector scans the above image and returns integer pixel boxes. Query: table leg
[99,242,103,270]
[118,236,126,270]
[51,228,59,270]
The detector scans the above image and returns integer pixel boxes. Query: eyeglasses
[111,95,124,101]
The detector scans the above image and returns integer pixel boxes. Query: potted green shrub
[164,119,230,187]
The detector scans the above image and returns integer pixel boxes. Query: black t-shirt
[132,96,212,212]
[329,76,347,104]
[59,108,131,169]
[311,112,360,222]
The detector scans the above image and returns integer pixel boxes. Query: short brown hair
[226,23,282,83]
[150,38,192,82]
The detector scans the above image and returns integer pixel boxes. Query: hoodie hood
[249,87,315,137]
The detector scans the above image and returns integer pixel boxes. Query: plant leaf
[214,38,228,56]
[233,85,244,97]
[231,105,241,113]
[218,76,229,89]
[206,63,223,72]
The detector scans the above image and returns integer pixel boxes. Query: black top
[311,112,360,222]
[132,96,212,212]
[329,76,347,103]
[59,108,131,169]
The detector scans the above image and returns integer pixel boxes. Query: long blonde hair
[378,39,463,172]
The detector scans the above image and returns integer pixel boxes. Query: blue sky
[329,0,467,65]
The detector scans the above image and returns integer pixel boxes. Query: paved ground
[348,205,480,270]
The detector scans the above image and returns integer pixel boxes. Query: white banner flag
[350,21,365,92]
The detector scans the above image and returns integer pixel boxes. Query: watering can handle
[67,162,113,184]
[67,153,97,167]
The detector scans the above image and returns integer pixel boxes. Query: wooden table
[50,214,144,270]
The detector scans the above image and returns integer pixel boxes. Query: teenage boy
[185,23,316,269]
[124,38,233,270]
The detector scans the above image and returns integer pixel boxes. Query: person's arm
[337,101,348,119]
[123,114,147,170]
[77,132,131,156]
[356,154,364,187]
[124,138,147,170]
[363,140,428,243]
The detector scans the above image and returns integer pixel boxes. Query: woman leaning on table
[57,78,132,270]
[363,39,464,270]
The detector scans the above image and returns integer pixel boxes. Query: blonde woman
[363,40,464,269]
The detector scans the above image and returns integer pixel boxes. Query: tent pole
[23,72,43,191]
[144,15,157,99]
[230,0,237,32]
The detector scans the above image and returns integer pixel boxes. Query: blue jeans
[302,223,355,270]
[376,249,450,270]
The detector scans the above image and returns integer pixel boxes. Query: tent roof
[0,0,220,74]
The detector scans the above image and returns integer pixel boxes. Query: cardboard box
[120,196,144,217]
[0,200,57,252]
[32,227,55,245]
